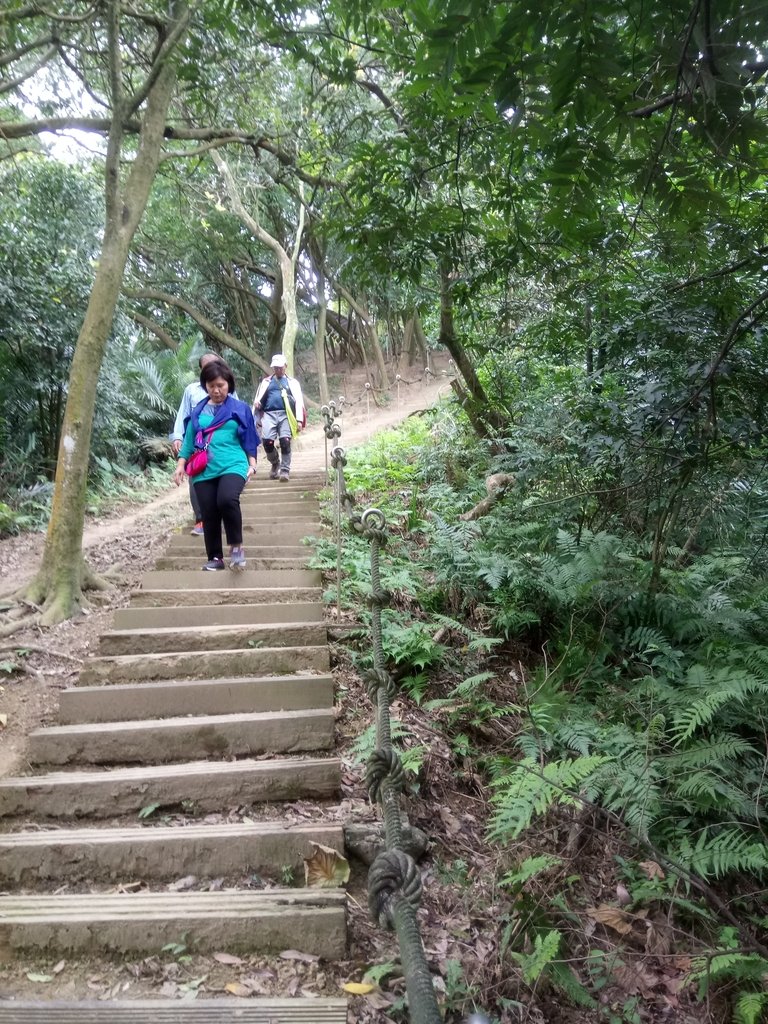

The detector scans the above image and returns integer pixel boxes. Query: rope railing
[323,399,443,1024]
[327,360,456,411]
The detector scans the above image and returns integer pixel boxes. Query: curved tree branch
[125,287,270,373]
[128,310,178,350]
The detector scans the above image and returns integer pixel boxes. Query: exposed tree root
[0,613,41,639]
[82,561,113,593]
[0,643,81,662]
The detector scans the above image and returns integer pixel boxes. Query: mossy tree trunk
[23,1,190,624]
[212,152,305,377]
[439,262,505,436]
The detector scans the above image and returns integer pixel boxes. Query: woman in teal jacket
[172,360,260,571]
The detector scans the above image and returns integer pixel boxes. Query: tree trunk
[24,4,190,623]
[331,281,388,394]
[211,151,304,376]
[439,263,504,435]
[313,260,330,405]
[403,315,416,369]
[267,265,284,356]
[413,312,430,368]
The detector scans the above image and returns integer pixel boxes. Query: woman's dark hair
[200,359,236,394]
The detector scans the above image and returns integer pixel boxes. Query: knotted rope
[326,400,443,1023]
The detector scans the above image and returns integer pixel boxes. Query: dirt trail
[0,369,452,602]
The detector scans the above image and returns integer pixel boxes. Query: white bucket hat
[270,353,287,368]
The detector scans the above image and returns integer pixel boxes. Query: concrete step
[98,621,326,656]
[0,1000,347,1024]
[113,602,323,630]
[248,477,325,489]
[0,757,341,818]
[78,645,330,685]
[155,556,311,571]
[240,499,318,510]
[181,521,323,538]
[241,523,322,541]
[241,516,323,524]
[0,820,344,885]
[243,489,321,497]
[129,587,322,608]
[164,542,311,557]
[139,569,322,589]
[59,674,334,723]
[0,888,346,956]
[27,708,335,767]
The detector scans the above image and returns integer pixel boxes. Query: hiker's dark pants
[194,473,245,560]
[188,476,203,521]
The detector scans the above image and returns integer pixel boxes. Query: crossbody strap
[194,418,227,450]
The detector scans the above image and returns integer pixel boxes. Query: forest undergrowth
[316,387,768,1024]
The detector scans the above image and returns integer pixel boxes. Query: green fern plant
[489,755,610,841]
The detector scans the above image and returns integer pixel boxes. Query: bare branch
[0,43,58,96]
[356,76,405,129]
[158,135,242,161]
[127,310,178,350]
[126,0,192,117]
[669,246,768,292]
[125,286,270,373]
[0,32,56,69]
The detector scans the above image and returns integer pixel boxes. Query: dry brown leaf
[168,875,197,891]
[303,842,350,888]
[224,982,251,997]
[613,962,659,998]
[586,905,635,935]
[645,918,672,956]
[639,859,665,880]
[439,808,462,835]
[212,952,244,965]
[279,949,320,963]
[363,990,396,1010]
[616,884,632,906]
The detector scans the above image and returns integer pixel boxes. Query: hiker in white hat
[251,353,306,481]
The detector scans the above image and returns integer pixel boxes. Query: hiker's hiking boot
[229,547,246,572]
[279,469,290,482]
[190,522,204,535]
[202,558,225,571]
[269,466,279,480]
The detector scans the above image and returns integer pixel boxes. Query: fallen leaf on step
[25,973,52,983]
[213,952,244,965]
[0,713,7,728]
[168,875,197,891]
[342,982,378,995]
[225,982,252,998]
[280,950,320,963]
[304,842,350,887]
[52,960,66,974]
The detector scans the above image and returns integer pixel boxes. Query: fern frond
[678,827,768,880]
[734,990,768,1024]
[672,668,768,742]
[664,735,756,770]
[489,755,609,841]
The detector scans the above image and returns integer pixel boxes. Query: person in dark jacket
[172,360,259,571]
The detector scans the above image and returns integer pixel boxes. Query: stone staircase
[0,474,348,1022]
